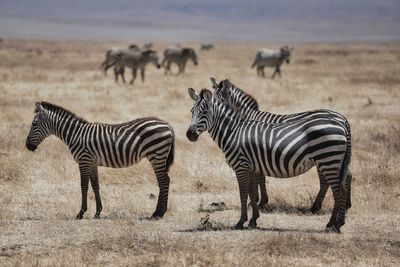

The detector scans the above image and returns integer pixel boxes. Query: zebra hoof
[93,214,101,219]
[150,215,163,220]
[248,221,257,229]
[76,213,83,220]
[325,225,341,234]
[235,223,245,230]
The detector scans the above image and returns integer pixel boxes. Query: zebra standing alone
[26,101,174,219]
[162,47,198,75]
[210,77,352,213]
[251,46,293,78]
[186,88,351,232]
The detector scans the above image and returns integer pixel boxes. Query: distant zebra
[251,46,293,78]
[186,88,351,232]
[100,45,140,76]
[200,43,214,50]
[210,77,352,213]
[26,101,174,219]
[101,49,161,84]
[162,47,198,75]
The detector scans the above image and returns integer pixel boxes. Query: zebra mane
[217,79,259,111]
[35,101,88,123]
[199,89,245,121]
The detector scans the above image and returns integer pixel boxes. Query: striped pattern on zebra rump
[186,88,350,233]
[26,101,174,219]
[210,77,353,213]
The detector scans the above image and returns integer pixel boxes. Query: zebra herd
[100,44,292,84]
[26,45,351,233]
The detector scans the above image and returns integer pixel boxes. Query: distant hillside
[0,0,399,42]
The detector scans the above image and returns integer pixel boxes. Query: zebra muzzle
[26,140,37,151]
[186,129,199,142]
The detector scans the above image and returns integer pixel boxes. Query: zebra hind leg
[256,174,268,208]
[325,183,346,233]
[346,171,352,210]
[310,171,329,214]
[150,161,170,219]
[248,174,260,228]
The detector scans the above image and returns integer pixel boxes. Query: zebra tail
[165,126,175,173]
[340,120,352,190]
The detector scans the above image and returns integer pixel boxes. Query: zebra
[200,43,214,50]
[162,47,198,75]
[251,46,293,78]
[101,48,161,84]
[210,77,353,213]
[186,88,351,232]
[100,44,140,76]
[26,101,174,219]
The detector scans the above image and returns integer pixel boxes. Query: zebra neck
[208,107,241,150]
[50,113,85,147]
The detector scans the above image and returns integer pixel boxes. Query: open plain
[0,39,400,266]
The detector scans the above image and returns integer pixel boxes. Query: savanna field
[0,39,400,266]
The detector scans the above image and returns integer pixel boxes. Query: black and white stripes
[26,101,174,219]
[186,86,351,232]
[210,78,353,213]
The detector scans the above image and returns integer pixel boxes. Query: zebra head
[280,45,293,64]
[183,48,198,66]
[26,102,51,151]
[142,50,161,69]
[186,88,213,142]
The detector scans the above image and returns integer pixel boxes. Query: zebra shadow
[259,203,331,215]
[178,224,326,234]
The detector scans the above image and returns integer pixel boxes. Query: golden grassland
[0,39,400,266]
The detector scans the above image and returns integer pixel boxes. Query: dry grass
[1,39,400,266]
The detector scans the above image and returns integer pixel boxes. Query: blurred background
[1,0,400,42]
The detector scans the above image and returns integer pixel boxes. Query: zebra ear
[34,101,44,113]
[188,88,199,101]
[210,77,218,89]
[202,89,213,102]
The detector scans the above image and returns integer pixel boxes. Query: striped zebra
[162,47,198,75]
[186,88,351,232]
[251,46,293,78]
[210,77,352,213]
[101,47,161,84]
[100,45,140,76]
[26,101,174,219]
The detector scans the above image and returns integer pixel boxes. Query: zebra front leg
[90,166,103,219]
[130,68,137,85]
[114,67,119,83]
[248,174,260,228]
[261,67,265,77]
[166,61,171,75]
[272,67,278,79]
[256,174,268,208]
[310,172,329,214]
[150,162,170,219]
[235,170,250,229]
[140,67,145,82]
[76,164,90,219]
